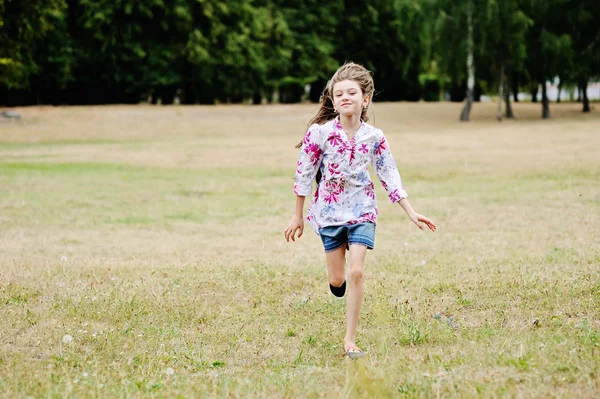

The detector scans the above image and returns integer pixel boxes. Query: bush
[278,77,306,104]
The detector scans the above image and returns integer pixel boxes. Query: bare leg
[344,244,367,350]
[325,245,346,287]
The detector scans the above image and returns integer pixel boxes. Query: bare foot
[344,343,366,359]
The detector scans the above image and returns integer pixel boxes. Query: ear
[363,95,370,108]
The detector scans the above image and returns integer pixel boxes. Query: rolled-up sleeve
[371,130,408,203]
[294,124,325,196]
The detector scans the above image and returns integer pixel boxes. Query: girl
[284,62,436,359]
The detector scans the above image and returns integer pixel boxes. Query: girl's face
[332,80,370,118]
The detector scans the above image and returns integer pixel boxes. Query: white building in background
[517,81,600,101]
[547,81,600,101]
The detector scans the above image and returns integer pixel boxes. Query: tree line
[1,0,598,120]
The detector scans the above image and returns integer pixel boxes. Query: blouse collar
[333,115,366,137]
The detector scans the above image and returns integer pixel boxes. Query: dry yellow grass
[0,102,599,398]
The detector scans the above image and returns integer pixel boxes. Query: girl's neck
[339,114,362,138]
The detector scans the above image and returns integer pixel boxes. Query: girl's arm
[398,198,436,232]
[371,130,436,232]
[284,196,306,242]
[371,131,408,203]
[285,124,324,242]
[293,124,325,197]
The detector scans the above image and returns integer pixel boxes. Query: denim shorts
[318,222,376,253]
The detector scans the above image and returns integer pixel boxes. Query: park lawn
[0,102,599,398]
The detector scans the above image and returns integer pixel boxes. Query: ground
[0,102,599,397]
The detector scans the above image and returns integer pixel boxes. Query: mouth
[341,103,352,107]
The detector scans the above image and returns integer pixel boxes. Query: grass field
[1,102,599,398]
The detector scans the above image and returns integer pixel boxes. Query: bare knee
[327,260,346,287]
[349,264,364,282]
[326,247,346,287]
[329,276,345,287]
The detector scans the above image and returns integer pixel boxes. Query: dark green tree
[0,0,70,104]
[436,0,485,120]
[336,0,425,102]
[522,0,572,119]
[66,0,192,104]
[272,0,341,103]
[483,0,531,119]
[565,0,600,112]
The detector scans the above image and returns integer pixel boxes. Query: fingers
[284,226,300,242]
[284,226,293,242]
[418,215,437,232]
[425,219,437,232]
[284,227,290,242]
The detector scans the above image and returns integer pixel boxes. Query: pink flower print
[349,146,356,164]
[375,137,387,156]
[323,181,344,204]
[389,189,402,203]
[358,143,369,154]
[324,192,340,204]
[328,162,341,176]
[324,181,340,193]
[296,160,303,175]
[303,131,312,146]
[381,179,389,190]
[304,142,317,154]
[306,143,322,166]
[365,183,375,199]
[358,213,375,223]
[328,132,343,147]
[335,118,343,131]
[337,142,349,154]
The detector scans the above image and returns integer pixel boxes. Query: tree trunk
[531,84,538,103]
[497,64,504,121]
[266,89,274,104]
[577,83,582,102]
[582,80,590,112]
[505,80,514,119]
[512,71,519,102]
[556,80,562,103]
[252,93,262,105]
[542,81,550,119]
[460,4,474,122]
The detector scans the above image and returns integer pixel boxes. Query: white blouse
[294,117,408,234]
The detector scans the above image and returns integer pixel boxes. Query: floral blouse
[294,117,408,234]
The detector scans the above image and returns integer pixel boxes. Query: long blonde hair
[295,62,374,148]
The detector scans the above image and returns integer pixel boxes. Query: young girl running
[284,62,436,358]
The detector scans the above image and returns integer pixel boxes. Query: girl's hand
[284,214,304,242]
[409,212,437,232]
